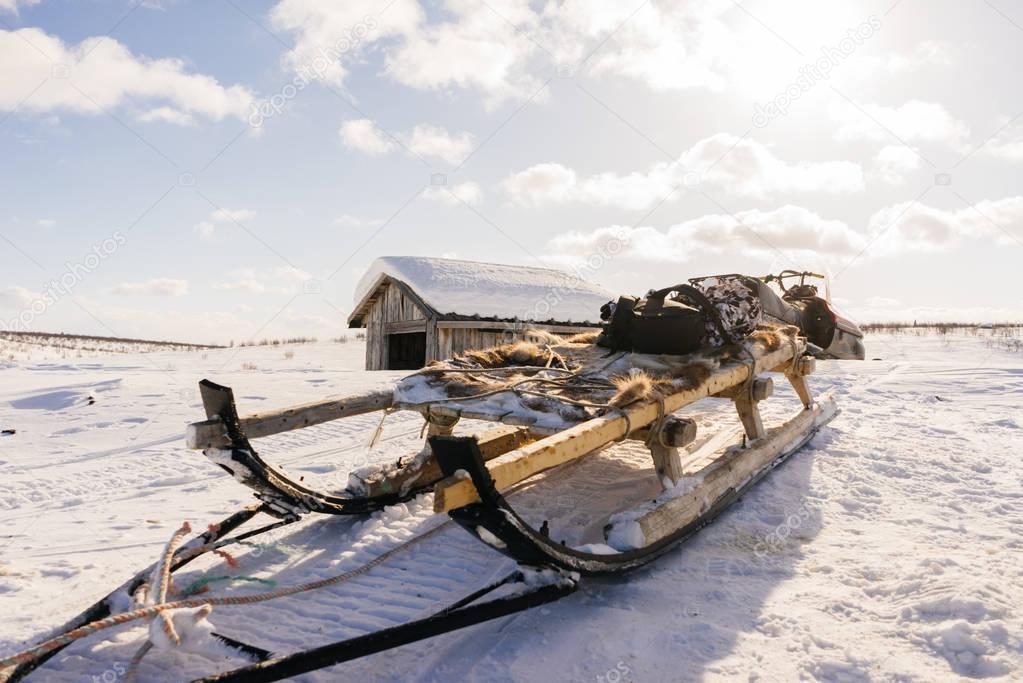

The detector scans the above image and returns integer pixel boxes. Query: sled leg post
[733,376,772,442]
[785,356,816,408]
[643,417,696,488]
[734,396,765,441]
[650,443,684,488]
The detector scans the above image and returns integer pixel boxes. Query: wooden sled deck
[185,325,835,574]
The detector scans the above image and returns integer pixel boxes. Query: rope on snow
[0,519,450,671]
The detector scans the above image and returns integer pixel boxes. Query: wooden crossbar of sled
[188,380,540,517]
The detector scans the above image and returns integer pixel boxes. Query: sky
[1,0,1021,345]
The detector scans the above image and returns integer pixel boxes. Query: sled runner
[2,322,840,683]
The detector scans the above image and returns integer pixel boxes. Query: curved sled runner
[188,380,538,518]
[433,394,836,575]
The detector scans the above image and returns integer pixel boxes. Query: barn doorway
[386,332,426,370]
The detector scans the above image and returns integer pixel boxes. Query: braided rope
[644,397,668,449]
[0,521,450,669]
[154,522,192,646]
[612,408,633,443]
[786,334,802,374]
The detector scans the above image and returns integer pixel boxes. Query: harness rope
[0,520,450,670]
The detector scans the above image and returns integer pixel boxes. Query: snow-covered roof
[349,256,612,326]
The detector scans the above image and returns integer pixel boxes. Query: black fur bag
[598,277,762,355]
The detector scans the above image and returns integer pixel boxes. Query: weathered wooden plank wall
[364,282,429,370]
[437,328,509,360]
[361,280,599,370]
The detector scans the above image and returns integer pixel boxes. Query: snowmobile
[743,270,865,360]
[1,280,846,683]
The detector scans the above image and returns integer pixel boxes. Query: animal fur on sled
[607,363,714,407]
[455,341,557,368]
[408,323,802,415]
[605,324,800,407]
[423,341,561,400]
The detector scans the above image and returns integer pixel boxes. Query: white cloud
[269,0,422,88]
[272,265,313,282]
[883,41,953,73]
[544,205,865,265]
[210,208,256,223]
[215,279,268,293]
[0,285,40,308]
[194,221,215,240]
[831,99,970,149]
[334,213,381,228]
[987,138,1023,162]
[547,0,731,92]
[340,119,474,164]
[503,133,863,209]
[266,3,959,113]
[0,0,39,15]
[682,134,864,198]
[501,163,583,205]
[983,117,1023,162]
[384,0,546,108]
[867,196,1023,253]
[871,145,921,185]
[339,118,396,156]
[549,196,1023,266]
[0,28,255,123]
[192,208,255,240]
[36,218,56,227]
[213,266,311,294]
[111,278,188,296]
[268,1,736,105]
[423,181,483,206]
[137,106,195,126]
[504,160,681,210]
[843,41,953,82]
[271,0,549,107]
[405,125,474,164]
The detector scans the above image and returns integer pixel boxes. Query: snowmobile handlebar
[759,270,826,283]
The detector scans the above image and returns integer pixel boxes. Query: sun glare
[728,2,875,100]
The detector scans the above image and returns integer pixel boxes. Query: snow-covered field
[1,331,1021,682]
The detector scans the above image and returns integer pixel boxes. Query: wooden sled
[4,328,837,683]
[186,327,833,556]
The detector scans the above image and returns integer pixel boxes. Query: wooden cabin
[348,256,611,370]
